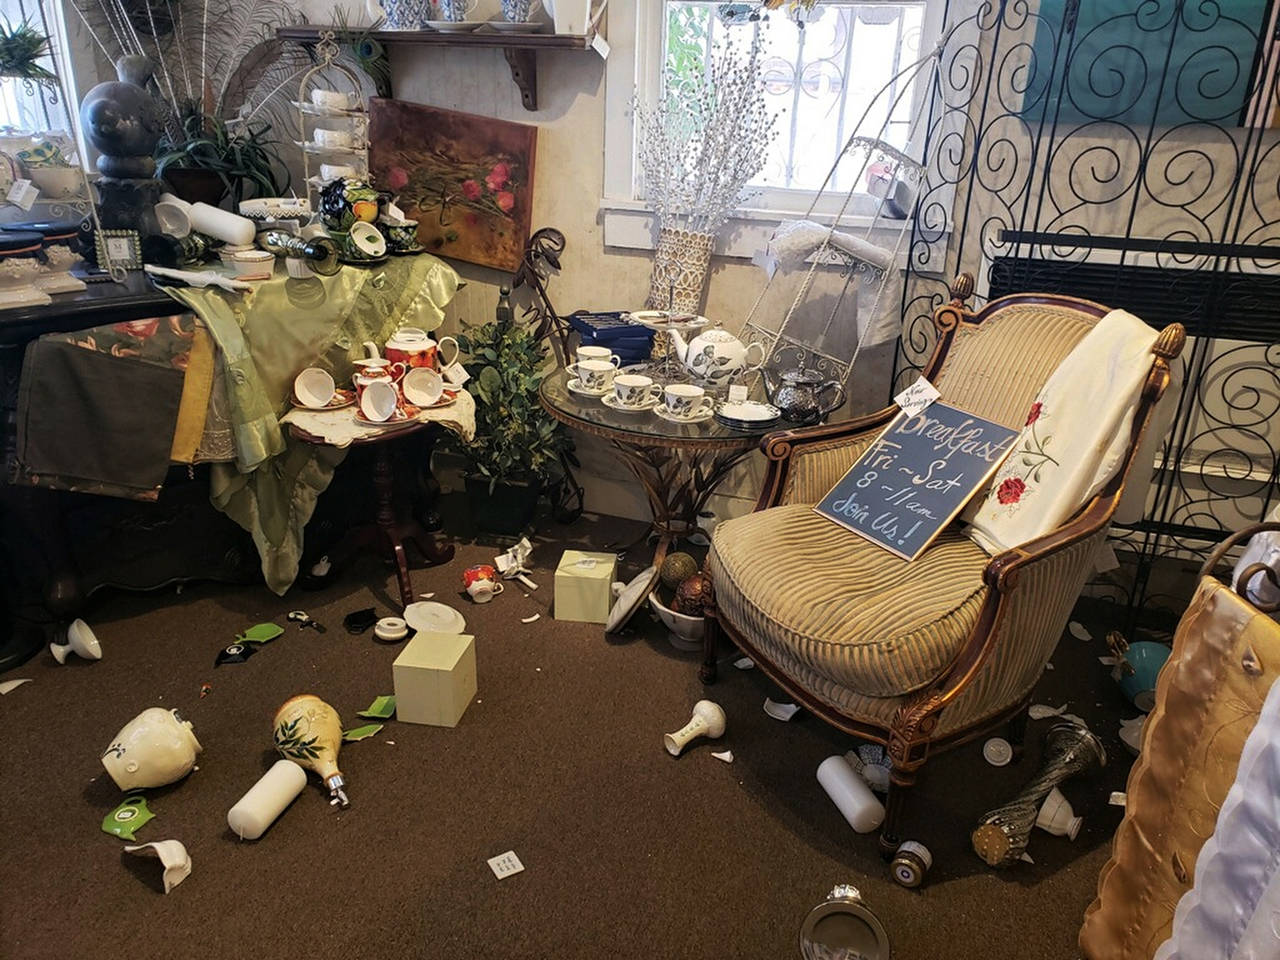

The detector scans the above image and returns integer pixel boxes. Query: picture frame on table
[95,229,142,270]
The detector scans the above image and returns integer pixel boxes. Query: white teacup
[576,345,621,367]
[360,380,399,422]
[566,358,617,391]
[615,373,662,408]
[467,579,504,603]
[663,383,713,419]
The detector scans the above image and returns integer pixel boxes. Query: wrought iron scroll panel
[892,0,1280,625]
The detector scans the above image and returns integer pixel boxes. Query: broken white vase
[664,700,726,757]
[1035,786,1083,840]
[101,708,202,791]
[123,839,191,893]
[50,618,102,664]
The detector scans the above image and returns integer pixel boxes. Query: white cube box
[554,550,618,623]
[392,631,476,727]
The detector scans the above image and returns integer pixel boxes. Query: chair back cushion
[934,299,1099,428]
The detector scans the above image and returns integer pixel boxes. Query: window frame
[601,0,948,258]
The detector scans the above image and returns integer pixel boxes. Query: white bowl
[402,366,444,406]
[311,89,357,111]
[293,367,335,408]
[360,380,398,422]
[348,221,386,258]
[320,163,357,181]
[314,128,353,149]
[648,593,704,651]
[232,249,275,279]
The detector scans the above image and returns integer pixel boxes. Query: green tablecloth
[162,254,460,594]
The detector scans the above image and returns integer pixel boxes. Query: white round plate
[602,393,658,412]
[403,601,467,634]
[716,400,782,423]
[567,377,609,397]
[605,566,659,634]
[290,100,365,117]
[425,19,482,31]
[654,405,714,424]
[488,19,543,31]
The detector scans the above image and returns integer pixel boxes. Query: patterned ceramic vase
[319,177,381,233]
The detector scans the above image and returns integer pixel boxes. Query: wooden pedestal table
[289,416,457,609]
[539,371,772,563]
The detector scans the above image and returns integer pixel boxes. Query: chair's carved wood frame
[701,273,1186,855]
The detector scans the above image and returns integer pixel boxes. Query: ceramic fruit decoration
[101,794,154,840]
[272,694,349,807]
[659,552,699,590]
[673,571,713,616]
[101,707,203,791]
[319,177,380,233]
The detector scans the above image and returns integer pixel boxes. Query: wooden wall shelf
[277,25,598,110]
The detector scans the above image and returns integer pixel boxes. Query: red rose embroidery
[1025,402,1042,426]
[495,190,515,213]
[997,477,1026,505]
[461,179,482,201]
[115,318,159,339]
[485,162,510,192]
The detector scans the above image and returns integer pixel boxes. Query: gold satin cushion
[710,504,990,697]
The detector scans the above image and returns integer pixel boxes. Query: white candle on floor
[227,759,308,840]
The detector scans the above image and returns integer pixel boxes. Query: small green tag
[102,795,154,840]
[356,695,396,719]
[239,623,284,644]
[343,723,384,742]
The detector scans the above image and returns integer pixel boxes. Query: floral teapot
[762,358,846,424]
[667,326,765,384]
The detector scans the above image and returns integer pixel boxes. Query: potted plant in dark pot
[455,288,569,534]
[156,105,288,207]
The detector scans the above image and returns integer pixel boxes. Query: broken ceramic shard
[844,748,890,793]
[215,642,256,667]
[664,700,726,757]
[521,614,541,623]
[101,708,202,791]
[733,656,755,670]
[0,678,32,694]
[228,760,308,840]
[239,623,284,644]
[272,694,349,807]
[763,698,800,721]
[343,723,384,741]
[712,749,734,763]
[122,840,191,893]
[356,695,396,719]
[102,795,154,840]
[1029,703,1069,720]
[1069,621,1092,641]
[50,618,103,664]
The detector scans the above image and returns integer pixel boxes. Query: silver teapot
[762,359,846,424]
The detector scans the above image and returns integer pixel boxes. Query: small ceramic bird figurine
[272,694,349,807]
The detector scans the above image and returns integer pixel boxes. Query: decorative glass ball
[660,552,699,590]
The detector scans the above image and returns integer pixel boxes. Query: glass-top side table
[540,370,775,559]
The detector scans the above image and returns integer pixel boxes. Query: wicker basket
[646,227,714,314]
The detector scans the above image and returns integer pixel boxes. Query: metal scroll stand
[297,32,369,212]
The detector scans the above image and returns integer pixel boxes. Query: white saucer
[488,19,543,31]
[654,405,714,424]
[716,400,782,423]
[567,378,609,397]
[602,393,658,412]
[403,601,467,634]
[426,19,481,31]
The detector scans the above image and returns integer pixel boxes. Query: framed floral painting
[368,98,538,271]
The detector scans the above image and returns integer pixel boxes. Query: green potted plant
[156,105,289,206]
[454,288,569,533]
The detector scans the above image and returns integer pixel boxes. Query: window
[0,0,84,154]
[602,0,945,257]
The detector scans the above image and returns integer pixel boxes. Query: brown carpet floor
[0,510,1144,960]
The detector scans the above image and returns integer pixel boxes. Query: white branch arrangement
[635,37,777,238]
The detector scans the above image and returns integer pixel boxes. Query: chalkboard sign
[814,403,1019,561]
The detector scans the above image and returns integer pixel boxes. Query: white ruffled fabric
[966,309,1159,554]
[766,218,894,272]
[1154,674,1280,960]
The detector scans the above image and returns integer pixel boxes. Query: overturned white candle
[227,760,307,840]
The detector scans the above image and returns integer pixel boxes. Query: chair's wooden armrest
[982,495,1115,591]
[754,405,898,511]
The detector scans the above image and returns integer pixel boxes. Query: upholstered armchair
[701,274,1185,855]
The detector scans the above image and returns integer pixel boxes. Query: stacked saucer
[714,400,782,430]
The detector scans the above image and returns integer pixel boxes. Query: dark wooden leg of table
[372,444,416,609]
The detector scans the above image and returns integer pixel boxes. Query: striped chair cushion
[710,504,990,698]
